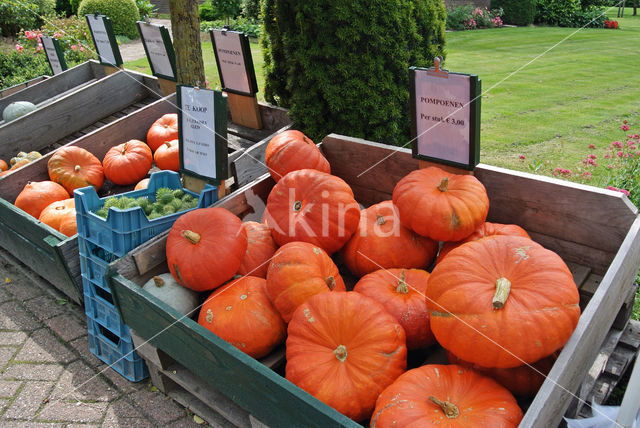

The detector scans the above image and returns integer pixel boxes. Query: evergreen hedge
[77,0,140,39]
[491,0,536,26]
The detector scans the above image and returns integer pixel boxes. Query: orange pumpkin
[146,113,178,152]
[392,166,489,242]
[153,139,180,171]
[103,140,153,185]
[340,201,438,276]
[198,276,286,358]
[286,291,407,422]
[9,158,30,171]
[237,221,277,278]
[266,241,345,323]
[15,181,69,218]
[38,198,75,232]
[58,214,77,237]
[427,235,580,368]
[354,268,435,350]
[264,130,331,182]
[371,364,523,427]
[48,146,104,194]
[134,178,150,190]
[0,159,7,172]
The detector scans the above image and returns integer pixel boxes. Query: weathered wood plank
[257,102,291,132]
[567,263,592,288]
[213,175,273,222]
[0,75,47,98]
[227,122,272,144]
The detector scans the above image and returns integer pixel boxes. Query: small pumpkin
[147,113,178,152]
[15,181,69,218]
[371,364,523,427]
[38,198,75,232]
[166,207,247,292]
[237,221,277,278]
[198,276,286,358]
[153,139,179,171]
[340,201,438,276]
[2,101,36,122]
[142,273,200,316]
[103,140,153,185]
[0,159,8,172]
[134,178,150,190]
[286,291,407,422]
[264,130,331,182]
[266,241,346,323]
[58,214,77,237]
[48,146,104,194]
[392,166,490,242]
[9,158,29,171]
[354,268,435,350]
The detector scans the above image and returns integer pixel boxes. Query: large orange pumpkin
[264,169,360,254]
[371,364,523,427]
[286,291,407,422]
[427,235,580,368]
[58,214,77,237]
[237,221,277,278]
[264,130,330,182]
[153,139,180,171]
[103,140,153,185]
[166,208,247,292]
[134,178,150,190]
[198,276,286,358]
[266,241,345,323]
[147,113,178,152]
[48,146,104,194]
[340,201,438,276]
[15,181,69,218]
[38,198,75,232]
[392,166,489,242]
[354,268,435,350]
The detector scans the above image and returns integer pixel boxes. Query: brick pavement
[0,253,205,427]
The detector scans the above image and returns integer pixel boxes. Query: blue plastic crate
[78,239,117,294]
[86,316,148,382]
[82,276,129,337]
[74,171,218,257]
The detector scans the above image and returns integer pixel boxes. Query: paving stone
[0,347,18,371]
[0,332,28,346]
[44,315,87,342]
[0,423,63,427]
[100,368,146,394]
[23,296,67,322]
[14,329,76,364]
[0,380,21,397]
[0,289,15,305]
[4,275,44,302]
[4,381,54,419]
[68,337,104,369]
[0,302,41,331]
[165,415,207,428]
[50,361,119,402]
[129,388,186,424]
[102,399,155,428]
[2,364,64,381]
[37,400,108,424]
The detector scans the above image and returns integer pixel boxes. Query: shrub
[446,5,504,30]
[447,4,475,30]
[573,6,607,27]
[0,50,50,90]
[199,2,216,21]
[70,0,81,14]
[261,0,446,145]
[491,0,536,26]
[55,0,73,17]
[242,0,260,19]
[135,0,156,18]
[536,0,582,27]
[212,0,243,20]
[77,0,140,39]
[0,0,54,37]
[200,17,262,38]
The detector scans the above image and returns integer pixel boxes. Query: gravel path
[119,18,172,63]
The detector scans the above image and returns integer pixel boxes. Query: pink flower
[53,32,62,39]
[14,44,23,53]
[588,154,597,159]
[70,44,77,51]
[588,144,596,149]
[607,186,630,196]
[624,120,628,124]
[618,151,625,157]
[79,46,84,52]
[634,134,639,139]
[518,154,526,160]
[622,124,630,131]
[581,172,592,180]
[604,153,611,159]
[24,30,37,40]
[613,141,623,148]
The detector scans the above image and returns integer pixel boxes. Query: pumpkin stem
[334,345,347,362]
[153,276,165,288]
[429,396,460,419]
[437,177,450,192]
[396,270,409,294]
[121,144,127,155]
[293,201,302,212]
[74,165,81,172]
[376,214,386,225]
[182,230,201,245]
[493,277,511,310]
[325,276,337,290]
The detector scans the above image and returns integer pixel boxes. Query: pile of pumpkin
[145,130,580,426]
[8,113,181,236]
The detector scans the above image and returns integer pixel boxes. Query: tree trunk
[169,0,206,86]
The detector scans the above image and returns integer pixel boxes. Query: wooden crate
[0,75,48,99]
[109,134,640,427]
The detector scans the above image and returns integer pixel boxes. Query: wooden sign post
[86,13,123,75]
[41,37,67,75]
[410,58,481,174]
[177,85,229,199]
[137,21,177,95]
[210,28,261,129]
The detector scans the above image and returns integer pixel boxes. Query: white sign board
[42,37,65,75]
[138,22,175,79]
[179,86,218,179]
[211,30,251,94]
[86,14,119,66]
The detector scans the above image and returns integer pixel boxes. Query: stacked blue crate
[75,171,218,381]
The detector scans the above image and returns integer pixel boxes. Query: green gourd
[2,101,36,123]
[142,273,200,315]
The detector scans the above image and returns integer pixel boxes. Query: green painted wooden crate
[108,134,640,427]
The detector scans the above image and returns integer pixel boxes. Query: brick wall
[443,0,491,9]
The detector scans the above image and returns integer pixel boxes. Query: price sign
[410,59,481,170]
[86,14,122,67]
[41,37,67,75]
[177,85,228,184]
[137,21,176,81]
[210,29,257,96]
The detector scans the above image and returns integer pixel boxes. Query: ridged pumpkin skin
[59,214,77,237]
[392,167,489,242]
[15,181,69,218]
[237,221,277,278]
[437,222,530,263]
[38,198,75,232]
[371,364,523,427]
[103,140,153,185]
[48,146,104,194]
[264,130,330,182]
[167,208,247,292]
[198,276,286,358]
[266,241,345,323]
[286,291,407,422]
[340,201,438,276]
[153,139,179,171]
[427,235,580,368]
[264,169,360,254]
[354,268,435,350]
[147,113,178,152]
